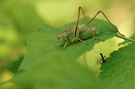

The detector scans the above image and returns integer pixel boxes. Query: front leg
[71,37,86,44]
[63,41,68,48]
[77,38,86,44]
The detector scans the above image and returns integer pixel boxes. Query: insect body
[93,48,106,64]
[57,24,99,47]
[100,53,106,64]
[56,6,124,48]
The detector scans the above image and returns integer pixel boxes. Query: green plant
[5,17,135,89]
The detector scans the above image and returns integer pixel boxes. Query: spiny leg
[74,6,97,41]
[86,11,125,37]
[78,7,98,39]
[74,6,88,35]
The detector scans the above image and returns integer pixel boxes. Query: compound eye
[56,36,64,42]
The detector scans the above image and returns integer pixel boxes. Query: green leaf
[12,55,103,89]
[19,17,118,70]
[13,17,120,88]
[99,42,135,89]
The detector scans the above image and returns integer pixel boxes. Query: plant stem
[116,34,135,42]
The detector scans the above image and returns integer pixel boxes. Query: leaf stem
[116,34,135,42]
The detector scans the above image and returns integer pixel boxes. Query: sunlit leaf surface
[99,42,135,89]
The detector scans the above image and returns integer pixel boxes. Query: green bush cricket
[56,6,124,48]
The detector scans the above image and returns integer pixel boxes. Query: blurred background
[0,0,135,88]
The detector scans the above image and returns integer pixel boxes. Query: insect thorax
[56,24,99,44]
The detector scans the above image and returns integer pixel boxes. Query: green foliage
[1,1,135,89]
[99,42,135,89]
[13,56,102,89]
[0,0,44,74]
[10,17,135,89]
[19,17,117,70]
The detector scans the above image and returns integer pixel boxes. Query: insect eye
[56,36,64,42]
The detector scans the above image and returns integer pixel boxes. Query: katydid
[56,6,124,48]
